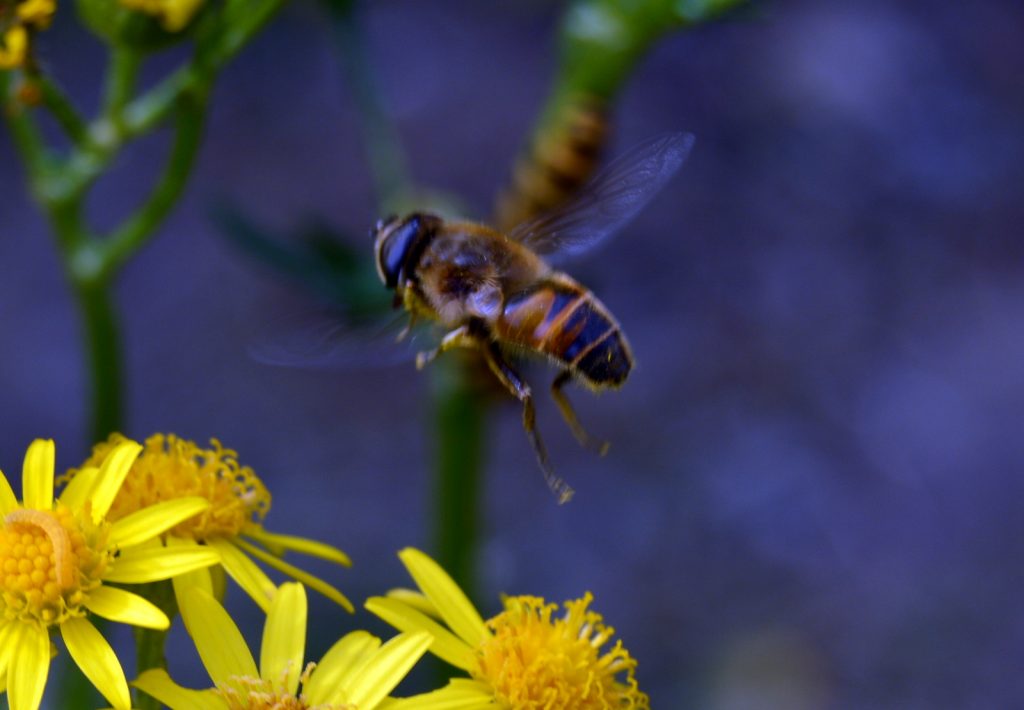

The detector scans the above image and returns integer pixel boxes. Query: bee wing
[249,307,439,370]
[507,132,694,258]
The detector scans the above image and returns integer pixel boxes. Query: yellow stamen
[212,665,354,710]
[66,433,271,542]
[475,593,649,710]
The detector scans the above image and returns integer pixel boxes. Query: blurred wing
[249,307,438,370]
[508,132,694,258]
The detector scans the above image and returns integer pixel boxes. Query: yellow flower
[66,433,354,613]
[134,580,432,709]
[116,0,203,31]
[0,0,55,69]
[367,548,650,709]
[0,438,219,710]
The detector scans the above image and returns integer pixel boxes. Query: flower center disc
[475,594,649,710]
[0,506,107,626]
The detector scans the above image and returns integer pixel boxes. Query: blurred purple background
[3,0,1024,707]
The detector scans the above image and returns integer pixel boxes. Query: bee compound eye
[379,216,423,289]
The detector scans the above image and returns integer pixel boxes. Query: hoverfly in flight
[371,132,694,502]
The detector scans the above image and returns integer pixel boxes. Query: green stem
[101,47,142,124]
[101,97,207,277]
[72,274,124,442]
[133,580,178,710]
[32,72,90,146]
[1,71,50,183]
[328,2,411,211]
[431,357,487,602]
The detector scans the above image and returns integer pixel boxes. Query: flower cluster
[0,435,648,709]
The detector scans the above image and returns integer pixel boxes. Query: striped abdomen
[494,99,608,232]
[499,275,632,388]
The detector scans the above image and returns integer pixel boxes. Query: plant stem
[102,97,207,277]
[1,71,49,182]
[102,47,142,125]
[133,580,177,710]
[32,72,89,146]
[327,1,411,212]
[72,275,124,443]
[430,356,487,601]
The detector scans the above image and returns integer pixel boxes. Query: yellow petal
[103,545,219,583]
[169,545,215,604]
[0,467,17,514]
[260,582,306,694]
[84,586,170,629]
[344,631,433,710]
[178,586,258,689]
[58,465,98,509]
[233,537,354,612]
[386,678,495,709]
[366,596,475,671]
[109,498,210,548]
[398,548,488,648]
[0,622,15,677]
[208,538,275,612]
[133,669,227,710]
[22,439,55,510]
[8,621,50,710]
[60,617,131,710]
[386,587,441,619]
[303,631,381,705]
[243,526,352,566]
[89,439,142,523]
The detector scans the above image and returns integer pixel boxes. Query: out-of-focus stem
[327,1,412,212]
[102,47,142,125]
[33,72,89,145]
[72,275,124,443]
[431,356,487,601]
[102,97,207,277]
[497,0,748,228]
[323,0,488,603]
[1,72,49,182]
[133,580,177,710]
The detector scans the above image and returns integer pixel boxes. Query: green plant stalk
[73,277,125,443]
[1,4,289,706]
[327,1,411,212]
[430,357,487,601]
[547,0,749,120]
[319,0,487,597]
[133,580,178,710]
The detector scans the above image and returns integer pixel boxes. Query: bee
[372,132,694,503]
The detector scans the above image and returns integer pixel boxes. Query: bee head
[372,213,434,291]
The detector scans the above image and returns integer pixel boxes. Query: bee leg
[415,324,474,370]
[550,371,611,456]
[481,341,575,504]
[396,313,418,342]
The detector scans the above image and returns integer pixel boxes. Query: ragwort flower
[0,438,219,710]
[134,580,432,710]
[117,0,203,32]
[66,433,354,613]
[0,0,55,68]
[367,548,649,710]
